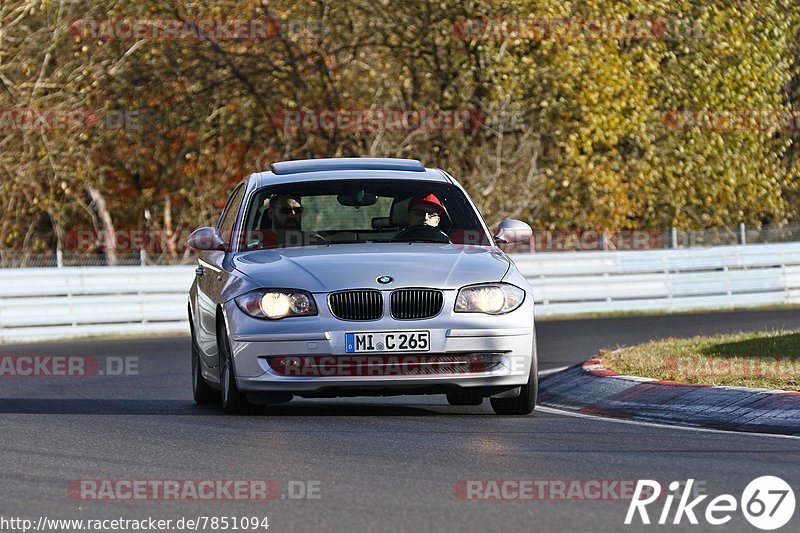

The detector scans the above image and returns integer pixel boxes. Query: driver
[247,193,305,249]
[268,193,304,230]
[407,193,444,228]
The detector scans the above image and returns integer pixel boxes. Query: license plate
[345,331,430,353]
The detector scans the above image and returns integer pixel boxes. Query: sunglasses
[410,208,440,218]
[277,207,304,215]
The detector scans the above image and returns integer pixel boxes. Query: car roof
[250,158,450,188]
[271,157,425,174]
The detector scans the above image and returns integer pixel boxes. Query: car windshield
[236,179,492,250]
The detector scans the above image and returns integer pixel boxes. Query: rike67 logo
[626,477,795,530]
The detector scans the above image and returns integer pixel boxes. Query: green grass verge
[602,330,800,391]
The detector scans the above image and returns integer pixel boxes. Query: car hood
[232,243,511,292]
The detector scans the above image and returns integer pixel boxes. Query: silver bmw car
[188,158,537,415]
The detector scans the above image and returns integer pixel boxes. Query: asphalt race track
[2,309,800,532]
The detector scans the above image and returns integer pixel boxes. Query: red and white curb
[538,355,800,436]
[582,355,800,394]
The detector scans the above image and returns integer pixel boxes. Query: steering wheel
[392,225,451,243]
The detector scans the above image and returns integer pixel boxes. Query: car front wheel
[192,328,218,404]
[218,319,250,414]
[490,362,537,415]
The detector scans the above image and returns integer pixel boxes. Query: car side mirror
[188,226,229,251]
[493,219,532,244]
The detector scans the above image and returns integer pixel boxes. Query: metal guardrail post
[739,223,746,245]
[670,227,678,249]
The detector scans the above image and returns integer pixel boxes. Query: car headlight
[235,289,318,320]
[454,283,525,315]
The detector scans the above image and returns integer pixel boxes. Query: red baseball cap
[409,193,444,214]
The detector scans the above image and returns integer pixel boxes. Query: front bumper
[223,291,535,396]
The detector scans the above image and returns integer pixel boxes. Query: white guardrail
[1,242,800,343]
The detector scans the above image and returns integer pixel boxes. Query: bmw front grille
[329,288,444,320]
[329,290,383,320]
[390,289,444,319]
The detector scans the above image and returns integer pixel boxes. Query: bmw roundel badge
[377,275,393,284]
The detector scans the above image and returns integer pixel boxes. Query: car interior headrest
[389,197,411,227]
[257,206,272,230]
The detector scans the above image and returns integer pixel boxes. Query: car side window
[217,184,245,246]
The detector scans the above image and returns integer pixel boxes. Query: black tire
[446,391,484,406]
[490,362,538,415]
[191,325,217,404]
[218,318,250,414]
